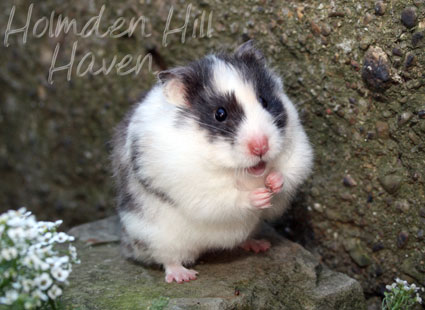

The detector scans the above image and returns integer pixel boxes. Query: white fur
[119,59,313,269]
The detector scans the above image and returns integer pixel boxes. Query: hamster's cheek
[207,138,246,168]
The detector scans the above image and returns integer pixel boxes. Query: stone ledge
[64,217,365,310]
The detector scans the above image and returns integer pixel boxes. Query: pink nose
[248,135,269,157]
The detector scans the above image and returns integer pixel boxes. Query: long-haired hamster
[111,41,313,283]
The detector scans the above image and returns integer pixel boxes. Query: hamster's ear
[158,68,188,107]
[234,40,265,64]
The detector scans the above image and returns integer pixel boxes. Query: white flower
[22,279,34,293]
[0,213,9,222]
[7,227,26,242]
[416,295,422,304]
[24,213,36,224]
[32,289,48,301]
[24,300,36,310]
[37,222,55,232]
[25,227,38,240]
[23,253,49,271]
[1,247,18,261]
[9,247,18,259]
[39,261,50,271]
[0,208,79,307]
[0,290,19,305]
[34,273,52,290]
[51,266,70,282]
[45,257,57,267]
[54,232,70,243]
[57,255,69,265]
[22,254,36,268]
[12,281,22,290]
[7,214,26,227]
[69,244,78,259]
[47,285,62,300]
[35,244,52,257]
[39,232,53,244]
[48,255,70,268]
[7,290,19,302]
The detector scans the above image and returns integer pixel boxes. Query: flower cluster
[0,208,80,309]
[382,278,424,310]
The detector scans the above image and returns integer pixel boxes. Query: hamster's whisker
[177,112,236,135]
[191,120,235,135]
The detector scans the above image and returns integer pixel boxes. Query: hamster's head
[159,41,293,176]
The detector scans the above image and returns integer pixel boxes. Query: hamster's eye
[259,96,268,109]
[215,107,227,122]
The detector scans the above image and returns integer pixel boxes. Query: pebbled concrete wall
[0,0,424,295]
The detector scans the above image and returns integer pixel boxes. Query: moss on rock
[62,218,365,309]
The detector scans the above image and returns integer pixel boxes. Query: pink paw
[249,188,273,209]
[265,171,284,194]
[239,239,271,253]
[165,265,198,283]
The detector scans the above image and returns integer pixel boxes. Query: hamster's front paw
[265,171,284,194]
[249,188,273,209]
[165,264,198,283]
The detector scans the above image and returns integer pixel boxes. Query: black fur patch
[130,137,175,205]
[117,191,136,211]
[216,48,287,131]
[120,226,152,263]
[162,46,287,139]
[111,100,145,213]
[183,90,245,142]
[162,58,246,142]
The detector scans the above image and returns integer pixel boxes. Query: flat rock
[64,217,365,310]
[68,215,121,245]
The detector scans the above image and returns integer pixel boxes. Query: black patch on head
[160,58,246,143]
[158,41,287,139]
[183,90,245,143]
[217,41,288,130]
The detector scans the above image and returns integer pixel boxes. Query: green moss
[149,297,170,310]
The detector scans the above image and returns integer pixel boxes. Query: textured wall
[0,0,424,296]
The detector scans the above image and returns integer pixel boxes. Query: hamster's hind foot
[239,239,271,253]
[165,264,198,283]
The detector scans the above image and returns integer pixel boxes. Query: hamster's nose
[248,135,269,157]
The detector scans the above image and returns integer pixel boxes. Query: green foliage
[0,209,79,310]
[382,278,423,310]
[149,297,169,310]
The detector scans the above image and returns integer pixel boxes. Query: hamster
[111,41,313,283]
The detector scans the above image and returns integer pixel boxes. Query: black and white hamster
[111,41,313,283]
